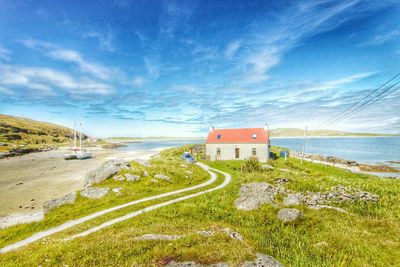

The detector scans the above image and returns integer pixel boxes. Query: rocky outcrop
[242,253,284,267]
[154,173,172,182]
[112,187,123,195]
[143,170,149,177]
[235,182,277,211]
[80,187,109,199]
[283,193,302,206]
[166,254,283,267]
[84,159,129,187]
[277,208,303,223]
[125,174,140,182]
[134,234,184,241]
[113,175,125,181]
[43,192,77,214]
[134,159,152,167]
[223,228,243,241]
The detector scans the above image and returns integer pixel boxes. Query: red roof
[206,128,269,144]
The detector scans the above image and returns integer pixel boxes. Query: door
[235,148,240,159]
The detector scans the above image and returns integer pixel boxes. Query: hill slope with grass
[0,114,80,153]
[1,145,399,266]
[270,128,398,137]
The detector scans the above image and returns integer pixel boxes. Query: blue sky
[0,0,399,137]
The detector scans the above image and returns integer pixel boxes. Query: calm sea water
[118,137,400,165]
[271,137,400,164]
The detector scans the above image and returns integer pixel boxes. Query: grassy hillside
[0,114,80,153]
[270,128,398,137]
[1,146,399,266]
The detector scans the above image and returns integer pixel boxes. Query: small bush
[241,157,262,172]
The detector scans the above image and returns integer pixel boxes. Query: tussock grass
[1,146,400,266]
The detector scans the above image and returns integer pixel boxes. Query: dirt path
[0,163,231,254]
[0,147,157,220]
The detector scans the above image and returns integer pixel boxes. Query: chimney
[264,123,269,132]
[209,125,214,133]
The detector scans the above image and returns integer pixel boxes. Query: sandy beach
[0,146,159,227]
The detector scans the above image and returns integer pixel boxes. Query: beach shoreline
[0,146,159,228]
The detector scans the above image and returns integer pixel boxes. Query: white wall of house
[206,143,270,162]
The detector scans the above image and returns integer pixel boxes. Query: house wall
[206,143,270,162]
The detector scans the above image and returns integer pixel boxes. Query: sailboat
[63,121,93,160]
[63,121,78,160]
[76,122,92,160]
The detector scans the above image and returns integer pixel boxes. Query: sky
[0,0,399,137]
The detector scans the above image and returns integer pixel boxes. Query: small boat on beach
[63,122,93,160]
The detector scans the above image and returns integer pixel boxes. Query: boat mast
[79,122,82,149]
[73,120,77,148]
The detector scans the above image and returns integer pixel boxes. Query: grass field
[0,146,399,266]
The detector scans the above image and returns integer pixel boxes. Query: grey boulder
[235,182,277,211]
[154,173,172,182]
[84,159,129,187]
[43,192,77,214]
[125,174,140,182]
[277,208,303,223]
[80,187,109,199]
[242,253,284,267]
[283,193,302,206]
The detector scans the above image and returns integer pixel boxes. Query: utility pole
[301,126,308,164]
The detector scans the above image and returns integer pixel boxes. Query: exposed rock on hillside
[43,192,77,214]
[242,253,284,267]
[125,174,140,182]
[134,234,184,241]
[80,187,109,199]
[154,173,171,182]
[277,208,303,223]
[84,159,129,187]
[235,182,278,211]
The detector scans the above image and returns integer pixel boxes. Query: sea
[119,137,400,165]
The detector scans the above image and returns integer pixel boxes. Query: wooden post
[301,126,308,164]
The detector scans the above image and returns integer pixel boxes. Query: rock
[125,174,140,182]
[143,170,149,177]
[84,159,129,187]
[80,187,109,199]
[151,179,159,183]
[313,241,329,247]
[112,188,123,195]
[197,230,214,237]
[235,182,277,211]
[223,228,243,241]
[180,164,189,168]
[185,170,193,174]
[277,208,303,223]
[134,234,184,241]
[121,165,130,170]
[167,262,229,267]
[242,253,283,267]
[283,193,302,206]
[154,173,172,182]
[308,205,347,213]
[134,159,152,167]
[113,175,125,181]
[276,178,289,184]
[43,192,77,214]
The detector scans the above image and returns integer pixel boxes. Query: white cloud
[144,57,160,79]
[48,49,113,80]
[0,46,11,61]
[83,28,116,52]
[361,30,400,46]
[21,39,115,80]
[224,40,241,59]
[0,86,14,95]
[0,65,113,96]
[132,76,145,87]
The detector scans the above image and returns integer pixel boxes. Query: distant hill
[270,128,399,137]
[0,114,80,153]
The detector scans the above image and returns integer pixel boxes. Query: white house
[205,125,270,162]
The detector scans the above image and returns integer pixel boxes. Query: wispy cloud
[132,76,145,87]
[361,29,400,46]
[21,39,115,80]
[0,46,11,61]
[83,27,116,52]
[144,57,160,79]
[224,40,241,60]
[160,0,194,38]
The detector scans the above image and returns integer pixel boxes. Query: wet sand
[0,147,159,222]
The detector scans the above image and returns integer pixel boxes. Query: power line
[312,72,400,129]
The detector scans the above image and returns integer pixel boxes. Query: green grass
[1,146,400,266]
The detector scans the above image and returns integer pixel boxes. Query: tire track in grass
[66,165,231,240]
[0,162,226,253]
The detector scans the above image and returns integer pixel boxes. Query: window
[252,148,257,156]
[216,134,222,140]
[252,133,257,139]
[235,148,240,159]
[216,148,221,156]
